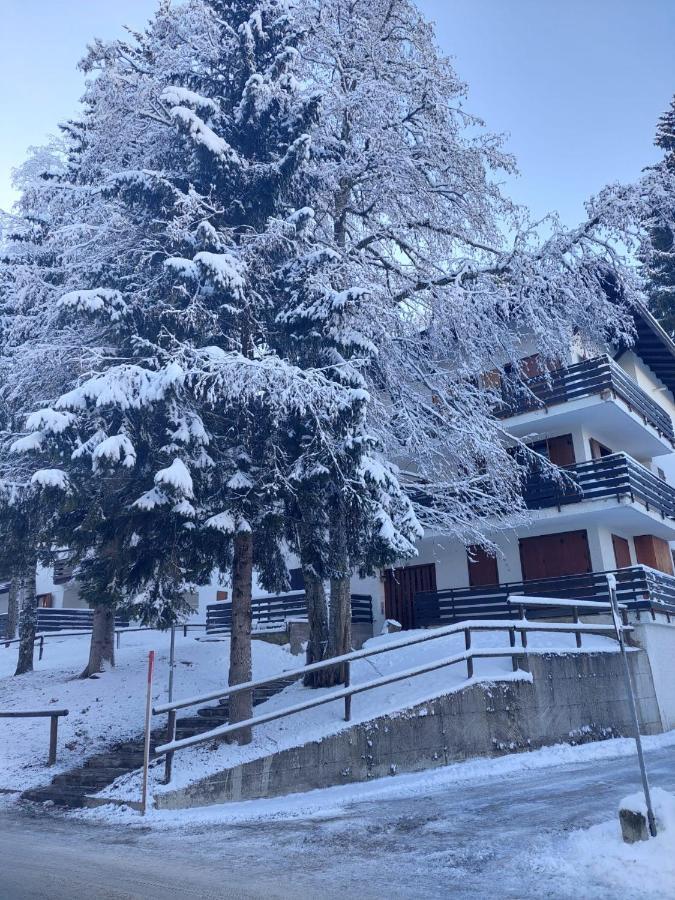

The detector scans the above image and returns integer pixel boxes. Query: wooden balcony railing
[523,452,675,519]
[496,355,675,444]
[414,565,675,627]
[206,592,373,634]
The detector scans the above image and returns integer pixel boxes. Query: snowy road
[3,743,675,899]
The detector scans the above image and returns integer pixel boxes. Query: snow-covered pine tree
[645,95,675,335]
[0,145,84,674]
[6,1,373,721]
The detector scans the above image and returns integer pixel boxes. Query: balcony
[414,565,675,627]
[496,355,675,454]
[522,452,675,521]
[206,592,373,633]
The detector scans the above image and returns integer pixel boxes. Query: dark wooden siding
[384,563,437,630]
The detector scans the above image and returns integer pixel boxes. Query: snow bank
[530,787,675,898]
[0,630,293,792]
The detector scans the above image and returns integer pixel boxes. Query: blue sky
[1,0,673,225]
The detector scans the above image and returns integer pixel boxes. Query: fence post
[48,714,58,765]
[39,635,44,661]
[607,573,657,838]
[509,626,517,671]
[464,628,473,679]
[573,606,582,648]
[344,660,351,722]
[141,650,155,816]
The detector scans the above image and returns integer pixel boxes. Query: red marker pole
[141,650,155,816]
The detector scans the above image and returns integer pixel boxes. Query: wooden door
[467,546,499,587]
[527,434,574,466]
[547,434,575,467]
[611,534,632,569]
[634,534,675,575]
[384,563,437,630]
[519,530,592,581]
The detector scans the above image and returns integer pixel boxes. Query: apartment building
[375,304,675,631]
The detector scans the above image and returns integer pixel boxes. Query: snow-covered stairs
[21,675,298,809]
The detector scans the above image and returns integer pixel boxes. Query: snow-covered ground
[2,626,674,898]
[0,624,619,801]
[2,734,674,899]
[0,629,292,791]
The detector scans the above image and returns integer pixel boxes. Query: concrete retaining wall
[155,650,662,810]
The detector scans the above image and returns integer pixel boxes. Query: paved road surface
[2,745,674,899]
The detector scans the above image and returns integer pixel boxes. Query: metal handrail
[153,602,630,765]
[156,647,525,755]
[154,617,520,715]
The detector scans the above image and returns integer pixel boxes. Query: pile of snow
[99,624,619,804]
[531,787,675,897]
[0,630,293,793]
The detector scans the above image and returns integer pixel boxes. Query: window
[52,556,74,584]
[289,567,304,591]
[589,438,612,460]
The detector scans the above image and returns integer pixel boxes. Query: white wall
[632,621,675,730]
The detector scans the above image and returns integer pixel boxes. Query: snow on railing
[152,598,632,781]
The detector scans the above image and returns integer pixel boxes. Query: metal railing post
[464,628,473,678]
[607,573,657,838]
[509,626,517,671]
[39,636,44,661]
[141,650,155,816]
[573,606,582,648]
[344,661,351,722]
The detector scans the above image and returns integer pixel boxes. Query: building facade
[370,305,675,632]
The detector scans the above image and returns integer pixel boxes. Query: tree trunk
[228,530,253,744]
[302,566,330,688]
[325,500,352,687]
[80,604,115,678]
[6,579,19,641]
[14,571,37,676]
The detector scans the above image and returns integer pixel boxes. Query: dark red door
[384,563,437,630]
[467,546,499,587]
[519,530,592,581]
[611,534,632,569]
[547,434,575,467]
